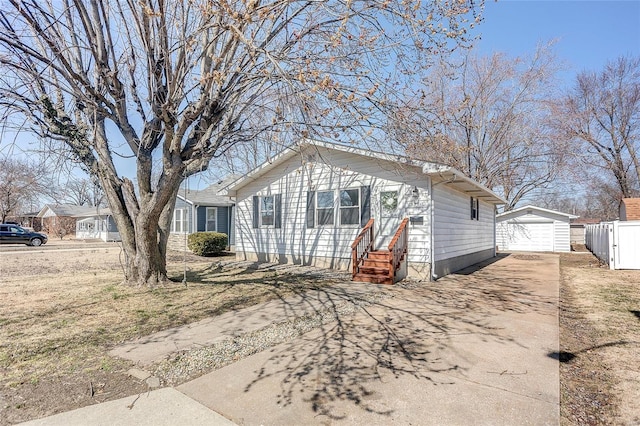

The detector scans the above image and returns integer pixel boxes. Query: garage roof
[497,205,579,221]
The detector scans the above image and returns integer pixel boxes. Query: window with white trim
[206,207,217,231]
[172,208,188,233]
[339,188,360,225]
[316,191,334,225]
[261,196,274,226]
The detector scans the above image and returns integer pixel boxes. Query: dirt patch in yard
[0,247,345,425]
[559,252,640,425]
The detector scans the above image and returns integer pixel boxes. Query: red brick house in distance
[619,198,640,221]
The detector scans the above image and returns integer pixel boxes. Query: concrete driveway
[178,253,559,425]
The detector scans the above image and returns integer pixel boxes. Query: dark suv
[0,224,48,246]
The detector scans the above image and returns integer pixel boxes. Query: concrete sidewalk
[21,253,559,425]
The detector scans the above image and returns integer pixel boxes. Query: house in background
[75,209,121,242]
[227,140,505,283]
[496,205,578,252]
[169,175,238,251]
[37,204,109,239]
[619,198,640,221]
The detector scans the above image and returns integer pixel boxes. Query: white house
[227,140,505,283]
[496,205,578,252]
[75,210,121,242]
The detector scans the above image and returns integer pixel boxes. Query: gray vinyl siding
[195,206,231,238]
[107,216,118,232]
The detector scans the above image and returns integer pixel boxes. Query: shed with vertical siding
[227,140,505,281]
[496,205,578,252]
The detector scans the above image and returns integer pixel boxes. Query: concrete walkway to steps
[22,252,560,425]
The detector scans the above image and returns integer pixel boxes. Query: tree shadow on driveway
[185,254,560,424]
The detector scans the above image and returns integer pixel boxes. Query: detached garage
[496,205,578,252]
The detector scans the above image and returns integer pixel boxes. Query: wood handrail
[387,218,409,284]
[351,218,375,277]
[351,218,375,249]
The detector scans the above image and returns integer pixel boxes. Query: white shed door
[505,222,554,252]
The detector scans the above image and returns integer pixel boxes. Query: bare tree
[0,0,482,285]
[52,177,106,207]
[389,45,565,210]
[0,156,47,223]
[555,56,640,199]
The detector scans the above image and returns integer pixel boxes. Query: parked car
[0,224,48,246]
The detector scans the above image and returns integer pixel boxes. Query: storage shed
[496,205,578,252]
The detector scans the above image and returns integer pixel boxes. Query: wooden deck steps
[353,250,393,285]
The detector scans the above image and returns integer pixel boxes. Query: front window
[339,189,360,225]
[206,207,217,231]
[261,196,274,226]
[316,191,335,225]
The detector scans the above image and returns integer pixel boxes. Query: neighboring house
[227,140,505,283]
[37,204,107,238]
[496,205,578,252]
[75,209,121,242]
[619,198,640,221]
[169,175,237,251]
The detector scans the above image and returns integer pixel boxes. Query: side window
[0,225,7,232]
[260,196,274,226]
[316,191,335,225]
[339,188,360,225]
[470,197,479,221]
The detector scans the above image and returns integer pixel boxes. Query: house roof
[620,198,640,220]
[570,218,601,225]
[37,204,111,218]
[497,205,579,220]
[228,139,506,204]
[179,174,239,206]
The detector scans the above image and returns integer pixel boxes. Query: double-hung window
[261,196,274,226]
[316,191,335,225]
[339,188,360,225]
[253,194,281,228]
[470,197,479,221]
[206,207,217,231]
[172,208,188,233]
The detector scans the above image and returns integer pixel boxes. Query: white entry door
[378,189,401,248]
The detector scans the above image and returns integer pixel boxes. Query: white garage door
[504,222,554,252]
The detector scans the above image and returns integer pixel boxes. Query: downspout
[228,204,232,250]
[429,176,437,281]
[193,204,198,233]
[493,205,497,257]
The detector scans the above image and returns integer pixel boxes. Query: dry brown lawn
[0,246,341,425]
[560,249,640,425]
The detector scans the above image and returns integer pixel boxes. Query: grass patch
[0,249,341,387]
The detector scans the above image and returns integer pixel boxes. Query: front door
[379,189,401,248]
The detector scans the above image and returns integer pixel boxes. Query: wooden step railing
[387,218,409,283]
[351,218,375,277]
